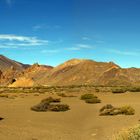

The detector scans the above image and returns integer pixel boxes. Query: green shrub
[85,98,101,104]
[81,94,97,100]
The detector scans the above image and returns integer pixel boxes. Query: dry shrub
[85,98,101,104]
[112,88,127,94]
[81,94,97,100]
[120,105,135,115]
[48,104,70,112]
[100,104,135,116]
[81,94,101,104]
[112,125,140,140]
[57,93,77,97]
[31,97,69,112]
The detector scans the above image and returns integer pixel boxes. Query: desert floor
[0,91,140,140]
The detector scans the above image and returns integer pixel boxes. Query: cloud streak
[0,34,48,48]
[67,44,94,51]
[108,49,139,56]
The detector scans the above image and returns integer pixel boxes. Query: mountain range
[0,54,140,87]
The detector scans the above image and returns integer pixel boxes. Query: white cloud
[67,47,81,51]
[76,44,93,49]
[82,36,90,40]
[0,34,48,48]
[67,44,94,51]
[32,24,61,31]
[108,49,139,56]
[41,50,59,53]
[32,25,42,31]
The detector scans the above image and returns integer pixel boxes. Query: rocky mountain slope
[1,55,140,87]
[0,55,28,72]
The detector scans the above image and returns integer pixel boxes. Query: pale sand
[0,92,139,140]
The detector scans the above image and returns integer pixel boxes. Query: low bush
[112,88,127,94]
[100,104,114,112]
[57,93,67,97]
[31,97,70,112]
[128,87,140,92]
[81,94,97,100]
[48,104,70,112]
[57,93,77,97]
[41,97,61,103]
[0,94,8,98]
[99,104,135,116]
[120,105,135,115]
[81,93,101,104]
[85,98,101,104]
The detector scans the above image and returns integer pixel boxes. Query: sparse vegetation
[0,94,8,98]
[81,94,97,100]
[120,105,135,115]
[112,88,127,93]
[31,97,70,112]
[128,87,140,92]
[112,125,140,140]
[85,98,101,104]
[81,93,101,104]
[57,93,77,97]
[100,104,135,116]
[48,104,70,112]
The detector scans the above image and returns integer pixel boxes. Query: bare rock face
[8,77,34,87]
[0,55,29,86]
[39,59,121,86]
[9,63,53,87]
[0,55,28,72]
[1,55,140,87]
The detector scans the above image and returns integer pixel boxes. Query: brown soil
[0,92,139,140]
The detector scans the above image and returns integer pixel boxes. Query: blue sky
[1,0,140,67]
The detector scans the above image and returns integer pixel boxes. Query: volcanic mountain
[0,55,29,72]
[38,59,122,86]
[38,59,140,86]
[1,55,140,87]
[0,55,30,86]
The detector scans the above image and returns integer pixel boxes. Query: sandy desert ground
[0,91,139,140]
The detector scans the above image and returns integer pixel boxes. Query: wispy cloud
[76,44,93,49]
[32,25,42,31]
[32,24,61,31]
[0,34,48,48]
[67,47,81,51]
[82,36,90,40]
[108,49,139,56]
[67,44,94,51]
[41,49,60,53]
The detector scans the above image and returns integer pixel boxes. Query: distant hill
[38,59,122,86]
[1,55,140,87]
[0,55,29,72]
